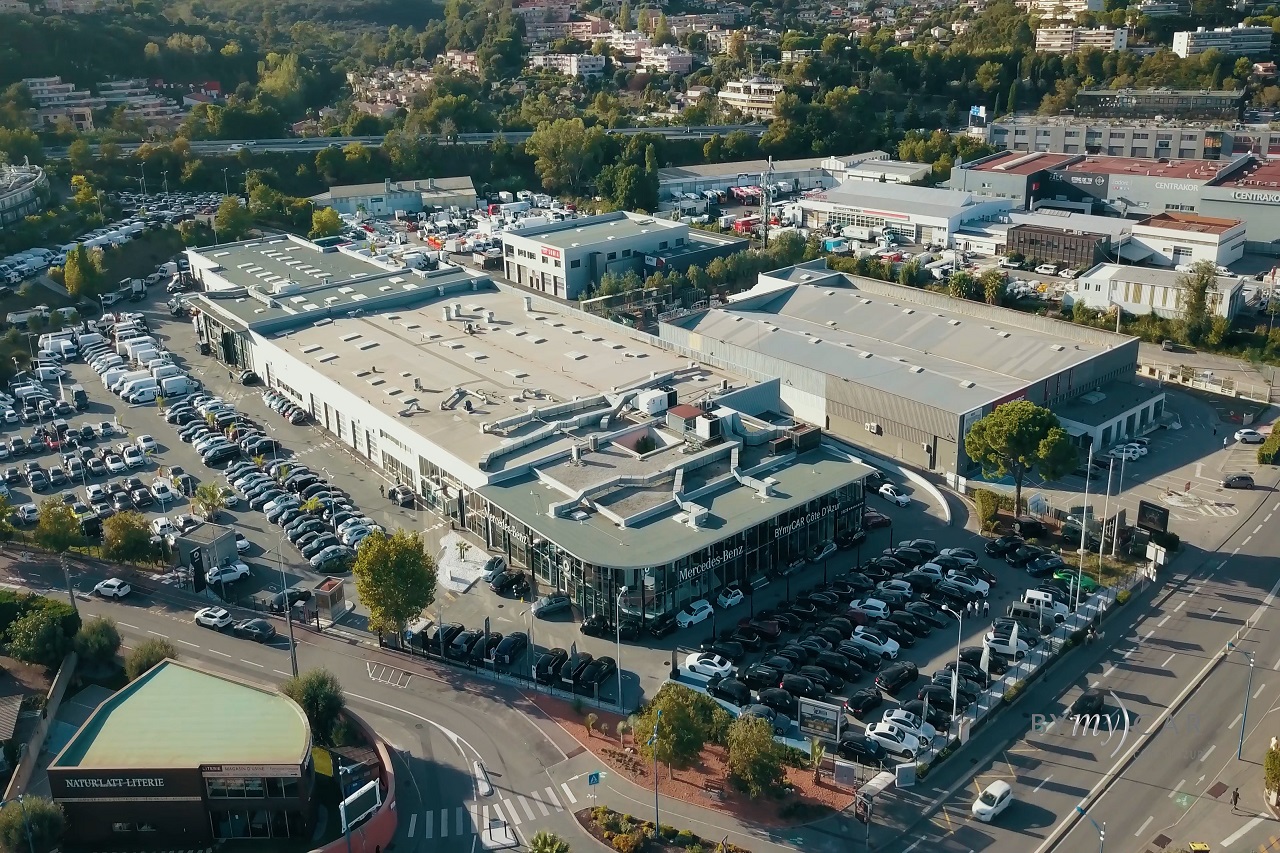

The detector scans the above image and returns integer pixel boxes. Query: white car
[684,652,734,679]
[150,517,176,538]
[340,525,372,546]
[1235,428,1266,444]
[676,599,715,628]
[865,721,921,758]
[235,532,251,553]
[93,577,131,599]
[1107,446,1140,461]
[150,480,176,503]
[914,563,946,582]
[135,434,157,453]
[849,598,891,620]
[880,708,937,744]
[849,628,900,659]
[879,483,910,507]
[194,606,232,629]
[876,579,914,597]
[716,586,745,609]
[984,632,1029,660]
[13,503,37,524]
[221,489,241,508]
[972,780,1013,822]
[206,562,251,585]
[944,571,990,598]
[104,454,127,474]
[1121,442,1148,456]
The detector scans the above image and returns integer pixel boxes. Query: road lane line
[501,799,521,826]
[545,786,562,810]
[118,621,140,630]
[1211,607,1223,620]
[407,813,416,838]
[519,796,536,821]
[176,639,199,647]
[1158,615,1171,627]
[1144,630,1155,641]
[1243,536,1253,546]
[904,841,922,853]
[1162,653,1176,667]
[1268,514,1274,523]
[1103,665,1116,678]
[1254,525,1263,534]
[1170,779,1186,798]
[1274,501,1280,511]
[1034,775,1053,793]
[1222,815,1269,846]
[1229,713,1243,730]
[423,810,433,839]
[209,649,232,657]
[440,807,451,836]
[1255,683,1266,699]
[1200,744,1217,762]
[274,669,291,676]
[241,659,264,668]
[147,629,168,638]
[1175,600,1186,612]
[1135,816,1154,837]
[561,783,577,804]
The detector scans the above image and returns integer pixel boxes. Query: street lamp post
[140,161,147,196]
[162,170,169,195]
[1076,444,1094,611]
[941,605,963,720]
[1227,642,1255,759]
[649,709,663,831]
[276,533,300,676]
[222,167,230,196]
[616,586,628,709]
[1075,806,1105,853]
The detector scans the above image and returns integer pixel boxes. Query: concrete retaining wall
[4,651,77,799]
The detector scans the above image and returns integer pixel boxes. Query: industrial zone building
[185,238,1155,621]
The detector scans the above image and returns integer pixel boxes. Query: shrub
[126,638,177,680]
[282,668,346,746]
[1116,589,1131,606]
[7,608,74,667]
[1266,747,1280,792]
[0,795,63,853]
[74,617,121,667]
[1003,680,1026,704]
[1151,530,1181,552]
[676,829,697,847]
[612,830,645,853]
[974,489,1000,530]
[1257,430,1280,465]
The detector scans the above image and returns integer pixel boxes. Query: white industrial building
[1035,26,1128,53]
[309,177,478,217]
[1173,25,1273,57]
[1066,263,1246,322]
[1130,211,1246,267]
[797,181,1014,248]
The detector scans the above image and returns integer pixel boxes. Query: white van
[110,370,150,393]
[132,347,158,366]
[121,381,158,402]
[1022,590,1069,622]
[151,364,182,381]
[38,331,74,350]
[77,332,105,349]
[1033,263,1059,276]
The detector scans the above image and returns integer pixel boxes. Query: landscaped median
[577,805,753,853]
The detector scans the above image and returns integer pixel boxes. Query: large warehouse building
[796,181,1014,248]
[49,660,315,847]
[186,235,873,621]
[660,260,1150,474]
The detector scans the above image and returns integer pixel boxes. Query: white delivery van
[119,378,158,399]
[100,367,126,389]
[1022,590,1069,622]
[77,332,105,349]
[151,364,182,381]
[38,331,74,350]
[32,366,67,382]
[131,347,158,366]
[110,370,150,394]
[125,386,159,405]
[160,375,198,396]
[50,339,78,359]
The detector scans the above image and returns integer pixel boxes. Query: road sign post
[588,770,601,802]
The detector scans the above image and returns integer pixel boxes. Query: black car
[564,653,595,685]
[832,574,874,595]
[232,618,277,643]
[720,626,763,651]
[904,601,949,628]
[918,684,970,712]
[469,633,504,664]
[944,660,991,688]
[899,699,952,732]
[1007,544,1049,568]
[739,617,782,640]
[898,539,939,558]
[900,570,937,592]
[757,609,803,633]
[858,561,895,582]
[1070,687,1105,716]
[699,640,745,662]
[920,587,967,612]
[446,630,484,660]
[578,655,617,687]
[301,535,340,559]
[648,613,677,637]
[580,614,613,638]
[842,688,884,719]
[707,676,751,706]
[815,650,860,680]
[269,587,312,614]
[616,619,642,641]
[837,641,882,672]
[493,631,529,665]
[992,620,1042,647]
[814,625,845,647]
[931,670,982,703]
[872,619,914,646]
[771,646,809,668]
[802,591,842,613]
[425,622,465,652]
[534,648,570,684]
[959,646,1011,675]
[835,529,866,550]
[798,665,843,692]
[823,615,855,637]
[1027,554,1067,578]
[836,733,887,767]
[882,547,926,568]
[985,535,1025,557]
[785,600,818,619]
[887,611,931,638]
[741,704,788,735]
[755,687,798,718]
[935,580,981,603]
[761,655,796,674]
[874,661,919,695]
[738,664,783,690]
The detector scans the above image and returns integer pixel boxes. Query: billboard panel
[797,697,843,743]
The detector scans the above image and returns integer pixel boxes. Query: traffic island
[576,805,754,853]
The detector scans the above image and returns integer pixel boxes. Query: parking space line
[1175,600,1186,611]
[1033,775,1053,793]
[1162,654,1176,667]
[1158,615,1170,627]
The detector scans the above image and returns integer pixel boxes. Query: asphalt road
[45,125,767,158]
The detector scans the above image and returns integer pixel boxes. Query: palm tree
[193,483,225,520]
[300,496,323,516]
[529,831,571,853]
[252,454,267,470]
[809,737,825,783]
[204,412,216,428]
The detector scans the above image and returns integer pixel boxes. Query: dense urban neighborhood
[0,0,1277,851]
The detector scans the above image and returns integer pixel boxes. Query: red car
[863,509,892,529]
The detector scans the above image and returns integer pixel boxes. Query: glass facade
[463,480,866,619]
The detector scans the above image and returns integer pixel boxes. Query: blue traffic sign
[588,772,600,786]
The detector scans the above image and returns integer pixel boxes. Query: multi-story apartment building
[444,50,481,74]
[639,46,694,74]
[0,164,48,229]
[608,30,652,56]
[97,79,151,102]
[1034,26,1128,53]
[23,76,105,131]
[513,2,571,22]
[716,77,783,119]
[1018,0,1104,17]
[666,12,737,33]
[1134,0,1189,15]
[528,52,607,78]
[0,0,32,13]
[1172,25,1273,58]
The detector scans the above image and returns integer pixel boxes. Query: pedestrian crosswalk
[405,785,578,840]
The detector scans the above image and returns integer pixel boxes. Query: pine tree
[1007,81,1019,115]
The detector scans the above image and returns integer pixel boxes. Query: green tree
[1007,80,1019,114]
[75,617,122,667]
[1177,260,1219,345]
[62,244,99,299]
[193,482,226,519]
[125,637,177,680]
[635,684,708,773]
[7,608,73,667]
[948,270,977,300]
[726,715,786,797]
[214,196,253,242]
[0,796,64,853]
[617,0,631,30]
[33,498,83,554]
[67,138,94,172]
[529,830,572,853]
[309,206,343,239]
[103,511,158,563]
[352,529,437,638]
[980,268,1006,305]
[525,118,606,195]
[964,400,1077,514]
[282,668,346,745]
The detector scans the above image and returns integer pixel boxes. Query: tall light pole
[1075,806,1104,853]
[222,167,230,196]
[1227,642,1254,759]
[648,710,662,831]
[277,533,299,676]
[1098,457,1115,576]
[616,585,628,709]
[140,161,147,196]
[941,605,963,721]
[1076,443,1094,611]
[1110,451,1129,558]
[162,170,169,195]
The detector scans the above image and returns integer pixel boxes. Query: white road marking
[904,841,922,853]
[1135,816,1154,837]
[423,810,433,839]
[407,813,416,838]
[1175,600,1186,612]
[1243,536,1252,546]
[1034,775,1053,792]
[1170,779,1186,798]
[118,621,140,630]
[1158,615,1170,627]
[536,797,550,817]
[1144,630,1155,641]
[1267,514,1274,523]
[519,796,536,821]
[1222,815,1268,846]
[457,806,465,835]
[1274,501,1280,511]
[501,799,522,826]
[1123,648,1136,659]
[490,804,504,830]
[147,629,168,638]
[1103,665,1116,678]
[274,669,291,676]
[545,786,563,810]
[481,806,490,833]
[1255,684,1266,699]
[209,649,232,657]
[1210,607,1222,620]
[1199,744,1217,763]
[176,639,199,647]
[471,804,480,832]
[561,782,577,804]
[1228,713,1243,730]
[1162,653,1176,667]
[241,659,264,668]
[440,807,450,837]
[1253,524,1263,534]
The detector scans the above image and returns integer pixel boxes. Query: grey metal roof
[671,272,1132,416]
[513,212,683,250]
[1080,262,1246,297]
[1053,380,1163,428]
[658,156,834,182]
[316,177,475,201]
[816,180,985,219]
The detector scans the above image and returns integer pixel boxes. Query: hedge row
[0,589,80,642]
[1258,430,1280,466]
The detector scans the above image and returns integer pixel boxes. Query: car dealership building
[186,235,873,620]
